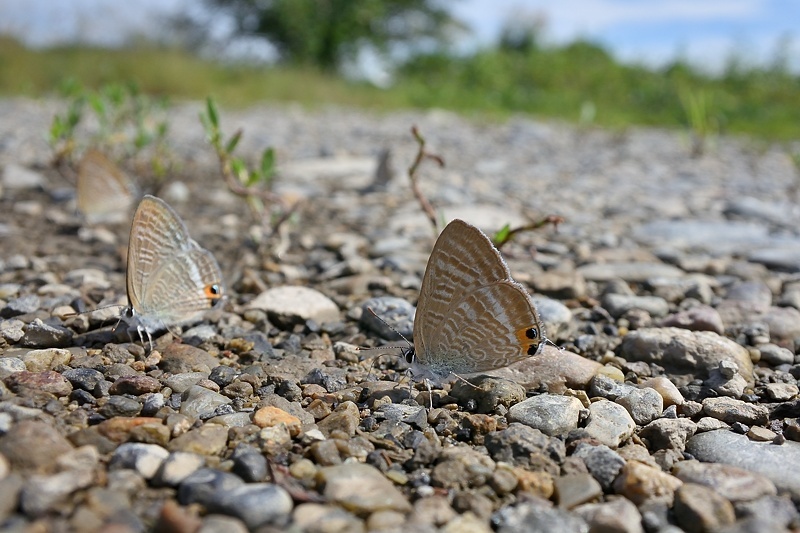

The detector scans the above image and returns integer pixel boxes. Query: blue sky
[1,0,797,72]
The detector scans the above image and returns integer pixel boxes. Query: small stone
[639,418,697,451]
[99,395,142,418]
[615,387,663,425]
[613,460,683,505]
[309,439,342,466]
[63,367,105,392]
[673,482,735,533]
[20,468,95,516]
[451,375,526,413]
[584,400,635,448]
[659,305,724,334]
[573,498,643,533]
[292,503,364,533]
[4,370,72,396]
[206,483,293,529]
[96,416,164,443]
[178,468,245,507]
[554,473,603,509]
[317,401,360,437]
[639,377,684,407]
[159,344,219,374]
[109,443,169,479]
[672,460,777,502]
[705,368,747,399]
[152,452,205,487]
[696,417,730,432]
[748,426,778,442]
[317,463,412,514]
[572,443,626,491]
[252,406,302,437]
[1,294,40,317]
[493,346,603,392]
[180,385,232,419]
[493,498,589,533]
[249,286,340,327]
[484,423,565,471]
[359,296,414,340]
[0,356,26,378]
[507,394,583,437]
[764,383,799,401]
[758,343,795,366]
[19,318,73,348]
[702,397,769,425]
[0,420,73,474]
[602,294,669,318]
[164,372,210,393]
[199,515,249,533]
[168,424,228,455]
[21,348,71,372]
[231,446,269,482]
[0,319,25,344]
[109,375,162,395]
[431,447,495,490]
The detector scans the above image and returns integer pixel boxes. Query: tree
[205,0,464,71]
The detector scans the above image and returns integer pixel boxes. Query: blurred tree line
[197,0,464,71]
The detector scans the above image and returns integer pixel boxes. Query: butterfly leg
[136,324,154,352]
[452,373,481,390]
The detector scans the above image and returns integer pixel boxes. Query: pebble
[0,356,26,378]
[571,443,626,491]
[531,296,574,340]
[231,446,269,482]
[702,397,769,425]
[639,418,697,451]
[18,318,73,348]
[673,482,736,533]
[152,451,205,487]
[168,424,229,455]
[292,503,365,533]
[615,387,663,425]
[765,383,799,401]
[554,473,603,509]
[359,296,415,340]
[179,385,232,418]
[20,468,95,516]
[602,294,669,318]
[1,294,40,317]
[98,395,142,418]
[507,394,583,437]
[159,343,219,374]
[198,515,249,533]
[613,460,683,505]
[431,447,495,490]
[164,372,210,393]
[687,430,800,499]
[108,375,162,395]
[178,468,245,507]
[248,286,340,327]
[659,305,724,334]
[20,348,71,372]
[493,346,602,393]
[484,423,565,470]
[573,498,643,533]
[109,442,169,479]
[621,327,754,384]
[0,420,74,473]
[672,460,777,502]
[450,375,526,413]
[639,377,684,407]
[493,498,589,533]
[577,262,684,282]
[758,343,795,366]
[206,483,293,529]
[318,463,412,514]
[317,401,360,437]
[584,400,636,448]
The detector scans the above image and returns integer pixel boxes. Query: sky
[0,0,797,73]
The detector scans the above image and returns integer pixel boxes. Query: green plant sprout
[678,85,719,157]
[200,97,294,233]
[49,80,171,178]
[492,215,564,250]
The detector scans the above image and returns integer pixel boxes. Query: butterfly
[405,219,545,383]
[76,149,139,224]
[122,194,224,347]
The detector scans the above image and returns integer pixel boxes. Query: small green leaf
[225,130,242,154]
[230,158,247,182]
[206,97,219,128]
[260,147,276,181]
[245,171,261,188]
[493,224,511,246]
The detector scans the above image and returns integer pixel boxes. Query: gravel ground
[1,97,800,532]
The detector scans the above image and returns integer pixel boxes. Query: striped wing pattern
[413,219,544,379]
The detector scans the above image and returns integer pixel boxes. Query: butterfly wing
[414,219,513,362]
[134,248,223,327]
[127,195,213,323]
[422,280,544,375]
[77,149,138,223]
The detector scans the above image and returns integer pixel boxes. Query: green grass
[1,36,799,141]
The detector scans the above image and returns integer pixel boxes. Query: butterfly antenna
[542,335,562,351]
[365,307,413,348]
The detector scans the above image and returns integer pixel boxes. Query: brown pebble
[109,375,162,395]
[4,370,72,397]
[253,406,302,437]
[97,417,164,443]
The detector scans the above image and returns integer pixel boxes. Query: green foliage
[48,78,170,173]
[205,0,461,70]
[200,97,281,224]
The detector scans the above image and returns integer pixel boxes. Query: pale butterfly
[122,194,224,347]
[76,149,139,224]
[405,219,545,384]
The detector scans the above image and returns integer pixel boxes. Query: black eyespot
[526,327,538,339]
[527,344,539,356]
[210,284,221,296]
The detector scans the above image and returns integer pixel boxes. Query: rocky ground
[1,97,800,532]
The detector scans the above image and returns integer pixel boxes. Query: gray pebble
[164,372,210,394]
[572,443,626,491]
[152,452,205,487]
[180,385,232,419]
[493,498,589,533]
[0,319,25,343]
[19,318,73,348]
[359,296,414,340]
[99,396,142,418]
[20,468,94,516]
[109,443,169,479]
[231,446,269,482]
[507,394,583,437]
[615,387,663,425]
[178,468,245,507]
[702,397,769,425]
[206,483,293,529]
[639,418,697,451]
[450,375,525,414]
[602,294,669,318]
[1,295,40,318]
[584,400,636,448]
[0,357,26,379]
[758,343,795,366]
[62,367,105,392]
